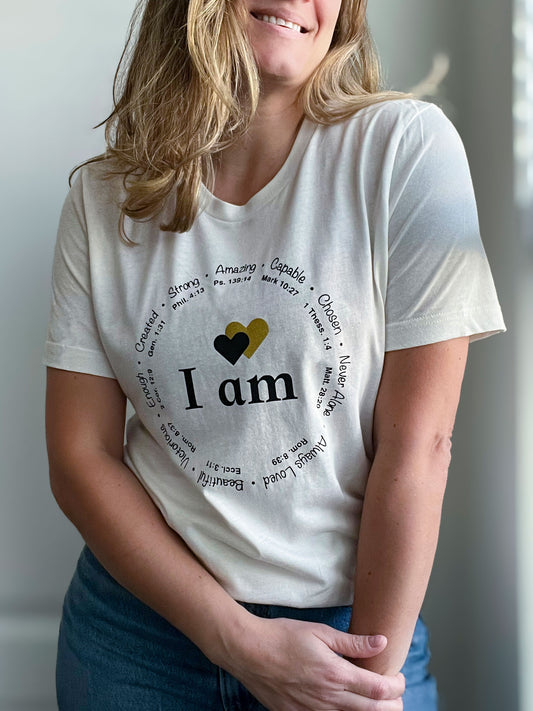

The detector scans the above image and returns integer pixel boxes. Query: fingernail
[369,635,386,648]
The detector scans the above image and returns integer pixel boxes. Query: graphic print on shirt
[214,318,269,364]
[179,318,298,409]
[131,256,353,497]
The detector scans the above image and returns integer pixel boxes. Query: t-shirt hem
[385,310,506,351]
[43,341,117,379]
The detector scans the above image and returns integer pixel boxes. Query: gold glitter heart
[225,318,269,358]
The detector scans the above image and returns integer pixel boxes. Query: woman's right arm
[46,367,404,711]
[46,366,254,658]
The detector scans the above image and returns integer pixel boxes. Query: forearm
[50,451,251,667]
[348,445,449,675]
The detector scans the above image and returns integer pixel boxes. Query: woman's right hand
[224,615,405,711]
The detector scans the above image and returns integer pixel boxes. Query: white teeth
[257,14,303,33]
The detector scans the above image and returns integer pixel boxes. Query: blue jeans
[56,546,438,710]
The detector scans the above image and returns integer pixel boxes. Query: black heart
[214,332,250,365]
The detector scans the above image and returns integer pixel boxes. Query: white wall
[0,3,137,709]
[369,1,519,709]
[0,1,520,709]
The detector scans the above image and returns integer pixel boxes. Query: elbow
[374,429,453,492]
[432,432,453,470]
[48,461,76,520]
[47,441,68,501]
[430,439,452,497]
[48,457,99,537]
[420,432,453,493]
[47,446,92,524]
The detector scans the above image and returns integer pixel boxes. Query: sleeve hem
[42,341,117,379]
[385,309,506,351]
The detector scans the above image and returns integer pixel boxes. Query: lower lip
[251,14,305,37]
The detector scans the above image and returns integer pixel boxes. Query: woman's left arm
[348,336,470,675]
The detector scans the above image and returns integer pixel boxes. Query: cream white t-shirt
[44,99,506,606]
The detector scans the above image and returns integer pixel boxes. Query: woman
[44,0,506,709]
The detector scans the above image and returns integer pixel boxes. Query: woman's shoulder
[349,97,448,132]
[66,158,126,225]
[312,98,459,166]
[57,159,130,253]
[66,158,124,206]
[315,98,451,145]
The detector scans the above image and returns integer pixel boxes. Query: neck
[212,89,304,205]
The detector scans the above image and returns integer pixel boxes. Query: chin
[260,68,302,85]
[255,56,307,88]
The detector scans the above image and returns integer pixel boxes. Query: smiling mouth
[250,12,308,34]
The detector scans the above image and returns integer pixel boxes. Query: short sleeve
[384,103,506,351]
[43,171,116,378]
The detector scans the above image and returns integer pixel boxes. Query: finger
[337,689,404,711]
[338,659,406,700]
[317,627,387,659]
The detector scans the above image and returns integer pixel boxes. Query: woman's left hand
[222,614,405,711]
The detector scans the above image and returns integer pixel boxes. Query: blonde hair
[72,0,409,239]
